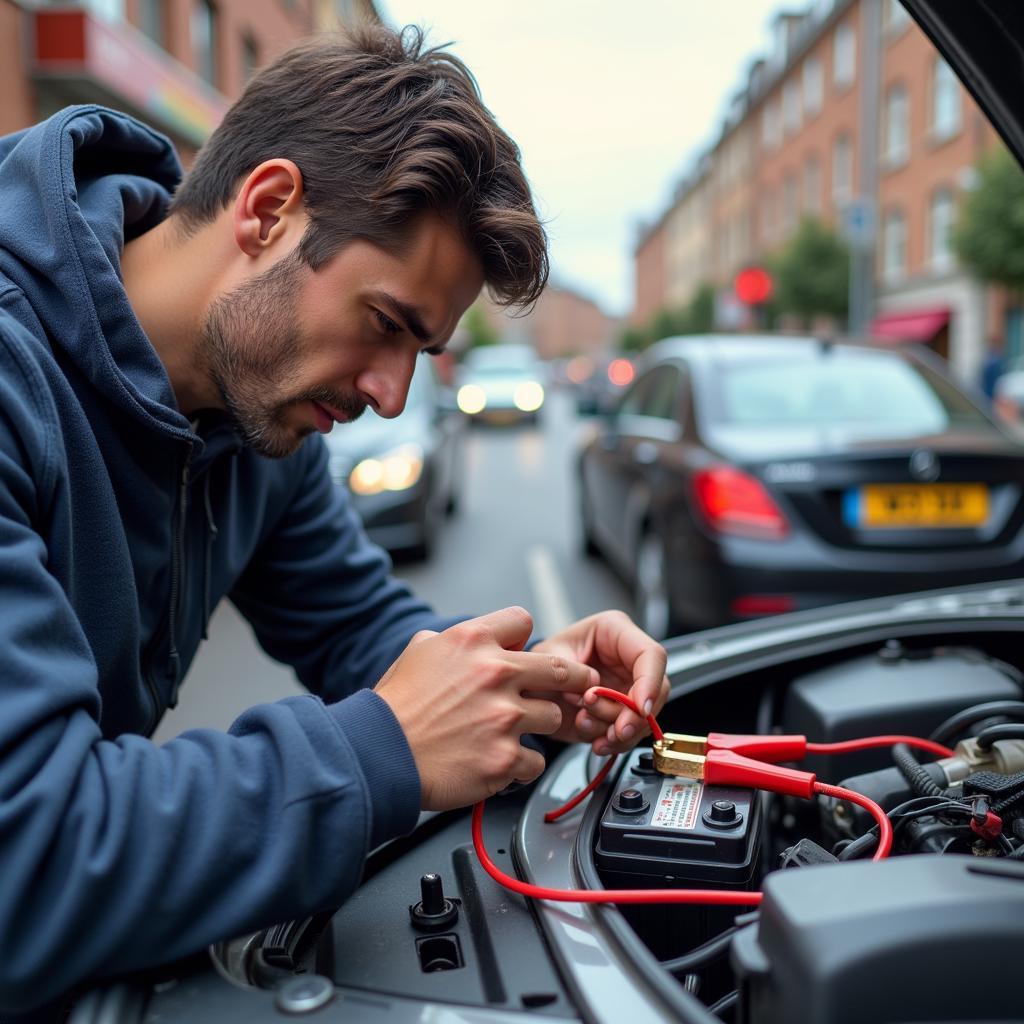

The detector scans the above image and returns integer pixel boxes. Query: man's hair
[169,24,548,307]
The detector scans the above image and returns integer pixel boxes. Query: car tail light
[607,359,635,387]
[692,467,789,539]
[730,594,796,617]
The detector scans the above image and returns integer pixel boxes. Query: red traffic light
[734,267,774,305]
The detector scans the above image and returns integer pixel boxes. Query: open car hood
[904,1,1024,168]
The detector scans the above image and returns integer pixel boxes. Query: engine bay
[575,641,1024,1022]
[119,600,1024,1024]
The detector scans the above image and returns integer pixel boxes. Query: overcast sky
[379,0,786,317]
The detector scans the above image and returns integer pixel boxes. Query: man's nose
[358,351,416,419]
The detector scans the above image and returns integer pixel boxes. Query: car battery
[592,749,764,966]
[595,749,763,891]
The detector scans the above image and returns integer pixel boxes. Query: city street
[154,390,631,740]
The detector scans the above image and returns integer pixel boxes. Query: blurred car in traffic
[323,357,463,560]
[578,334,1024,638]
[455,343,546,425]
[567,352,636,415]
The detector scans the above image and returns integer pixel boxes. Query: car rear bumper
[672,529,1024,627]
[350,484,430,552]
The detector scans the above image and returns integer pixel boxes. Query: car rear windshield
[463,346,538,374]
[704,348,988,435]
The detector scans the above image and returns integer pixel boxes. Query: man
[0,23,668,1015]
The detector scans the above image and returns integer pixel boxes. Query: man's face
[199,213,483,458]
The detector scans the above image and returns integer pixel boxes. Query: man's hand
[374,606,599,811]
[530,610,669,756]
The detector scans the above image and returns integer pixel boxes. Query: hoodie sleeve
[229,435,465,703]
[0,336,422,1013]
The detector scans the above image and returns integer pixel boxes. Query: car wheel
[633,530,673,640]
[579,483,601,558]
[444,477,459,517]
[409,482,441,562]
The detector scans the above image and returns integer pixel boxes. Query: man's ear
[232,159,305,257]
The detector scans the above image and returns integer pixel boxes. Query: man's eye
[375,310,402,334]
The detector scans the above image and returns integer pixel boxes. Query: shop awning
[870,308,950,342]
[32,10,227,147]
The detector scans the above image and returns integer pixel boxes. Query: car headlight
[349,443,424,495]
[513,381,544,412]
[457,383,487,415]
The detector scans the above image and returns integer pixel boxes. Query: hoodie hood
[0,105,191,437]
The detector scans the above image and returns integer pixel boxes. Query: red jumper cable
[472,688,956,906]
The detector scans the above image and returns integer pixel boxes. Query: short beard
[198,253,365,458]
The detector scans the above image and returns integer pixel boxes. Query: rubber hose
[892,742,944,798]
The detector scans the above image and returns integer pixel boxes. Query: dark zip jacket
[0,106,459,1012]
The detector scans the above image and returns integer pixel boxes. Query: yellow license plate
[855,484,989,528]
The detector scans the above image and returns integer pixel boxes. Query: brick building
[470,284,617,361]
[0,0,378,160]
[634,0,1005,382]
[665,157,712,310]
[630,213,669,328]
[872,1,995,373]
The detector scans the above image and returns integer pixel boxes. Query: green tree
[773,217,849,322]
[650,305,690,342]
[623,282,718,353]
[619,325,650,352]
[687,282,716,333]
[954,146,1024,289]
[461,302,499,349]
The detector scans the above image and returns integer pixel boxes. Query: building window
[138,0,163,46]
[80,0,124,21]
[833,22,856,90]
[783,173,799,235]
[803,56,823,118]
[883,0,911,37]
[804,155,821,215]
[929,188,956,271]
[931,58,961,141]
[832,133,852,204]
[241,33,260,85]
[882,208,907,282]
[761,100,781,152]
[760,189,775,244]
[883,84,910,167]
[192,0,218,88]
[783,78,801,137]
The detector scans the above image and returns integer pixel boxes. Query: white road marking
[527,544,575,635]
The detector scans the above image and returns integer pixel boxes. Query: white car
[455,344,546,425]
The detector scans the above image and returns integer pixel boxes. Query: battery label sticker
[651,778,704,830]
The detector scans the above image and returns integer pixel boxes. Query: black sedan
[323,357,463,560]
[579,335,1024,638]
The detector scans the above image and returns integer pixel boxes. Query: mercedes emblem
[909,449,940,482]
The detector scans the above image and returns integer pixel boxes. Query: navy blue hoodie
[0,106,459,1012]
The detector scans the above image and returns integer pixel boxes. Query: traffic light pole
[848,0,882,339]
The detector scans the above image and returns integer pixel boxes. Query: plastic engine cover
[782,646,1021,780]
[732,857,1024,1023]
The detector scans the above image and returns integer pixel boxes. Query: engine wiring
[659,911,760,977]
[930,700,1024,747]
[471,687,921,907]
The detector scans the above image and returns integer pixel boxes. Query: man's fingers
[513,651,600,695]
[614,631,668,714]
[519,696,564,737]
[455,605,534,652]
[581,692,637,725]
[508,745,546,788]
[611,670,670,741]
[581,688,651,742]
[409,628,439,646]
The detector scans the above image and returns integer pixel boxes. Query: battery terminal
[653,734,711,778]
